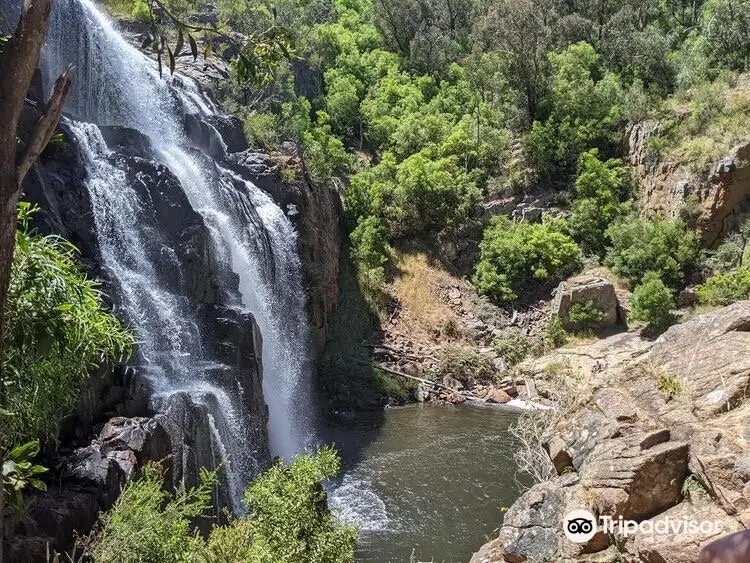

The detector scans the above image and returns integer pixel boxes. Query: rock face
[628,121,750,246]
[471,302,750,562]
[15,91,274,557]
[4,417,171,561]
[226,147,343,351]
[551,274,620,329]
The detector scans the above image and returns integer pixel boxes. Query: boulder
[470,538,505,563]
[99,416,172,474]
[580,430,689,520]
[486,387,511,404]
[552,275,619,330]
[497,478,567,562]
[630,498,742,563]
[641,301,750,419]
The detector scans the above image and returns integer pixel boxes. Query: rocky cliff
[472,302,750,562]
[628,121,750,246]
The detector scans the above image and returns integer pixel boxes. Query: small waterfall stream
[21,0,315,506]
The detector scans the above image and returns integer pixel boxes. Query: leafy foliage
[435,346,496,383]
[90,463,213,562]
[566,300,605,333]
[525,42,623,183]
[2,204,134,450]
[473,217,582,304]
[696,267,750,305]
[569,150,631,257]
[630,272,675,331]
[239,445,357,562]
[492,328,538,367]
[605,217,701,290]
[2,440,48,512]
[87,449,357,562]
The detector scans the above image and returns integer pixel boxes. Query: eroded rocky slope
[472,301,750,562]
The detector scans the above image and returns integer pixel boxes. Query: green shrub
[696,268,750,305]
[568,150,631,257]
[239,446,358,562]
[657,372,682,398]
[89,448,357,563]
[493,329,538,367]
[3,203,134,449]
[473,217,583,304]
[566,300,606,332]
[524,42,623,182]
[706,233,745,273]
[630,272,675,331]
[90,463,213,562]
[436,346,496,383]
[605,217,701,290]
[545,316,568,348]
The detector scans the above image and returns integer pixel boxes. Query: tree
[472,217,583,303]
[474,0,552,123]
[569,149,631,257]
[524,42,623,183]
[0,2,73,559]
[630,272,675,331]
[605,217,701,289]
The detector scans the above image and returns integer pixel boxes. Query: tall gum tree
[0,0,73,559]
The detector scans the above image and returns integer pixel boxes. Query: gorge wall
[628,121,750,246]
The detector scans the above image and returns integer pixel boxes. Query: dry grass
[390,250,461,339]
[562,331,598,348]
[582,265,629,291]
[511,359,592,486]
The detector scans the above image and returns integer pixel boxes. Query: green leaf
[8,440,40,462]
[174,26,184,59]
[167,44,175,75]
[29,478,47,492]
[188,33,198,61]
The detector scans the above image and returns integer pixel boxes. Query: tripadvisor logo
[563,509,597,543]
[563,508,724,543]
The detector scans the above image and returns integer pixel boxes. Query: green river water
[326,403,529,562]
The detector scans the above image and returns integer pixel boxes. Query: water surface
[326,404,528,562]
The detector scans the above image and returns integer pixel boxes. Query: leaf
[174,26,184,59]
[8,440,39,462]
[30,465,48,475]
[3,460,19,476]
[188,33,198,61]
[167,44,175,75]
[29,478,47,492]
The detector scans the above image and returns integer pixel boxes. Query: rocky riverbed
[472,300,750,562]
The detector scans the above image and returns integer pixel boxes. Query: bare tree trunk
[0,1,74,560]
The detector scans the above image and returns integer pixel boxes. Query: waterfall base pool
[325,404,530,563]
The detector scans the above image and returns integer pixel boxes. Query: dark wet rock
[99,125,153,157]
[99,416,172,468]
[4,416,171,561]
[205,114,246,153]
[185,112,227,159]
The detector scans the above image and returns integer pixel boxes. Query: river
[325,403,529,562]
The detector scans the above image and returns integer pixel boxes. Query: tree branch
[0,0,53,179]
[15,65,74,184]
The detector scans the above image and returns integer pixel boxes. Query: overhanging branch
[15,65,74,185]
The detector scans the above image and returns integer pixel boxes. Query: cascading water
[19,0,315,506]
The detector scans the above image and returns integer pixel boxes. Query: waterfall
[24,0,315,504]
